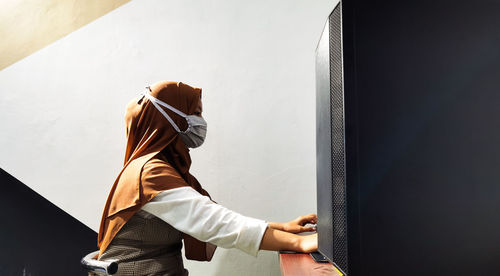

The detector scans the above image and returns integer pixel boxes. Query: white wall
[0,0,338,275]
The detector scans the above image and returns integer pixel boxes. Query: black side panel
[329,4,348,274]
[348,0,500,275]
[0,168,97,275]
[341,0,362,274]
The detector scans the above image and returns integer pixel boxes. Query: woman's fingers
[303,214,317,221]
[307,213,318,223]
[300,226,316,232]
[298,214,318,225]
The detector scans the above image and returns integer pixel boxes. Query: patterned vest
[95,210,189,276]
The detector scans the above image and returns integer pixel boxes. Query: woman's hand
[259,228,318,253]
[269,214,317,234]
[260,214,318,253]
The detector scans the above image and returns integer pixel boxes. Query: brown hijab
[97,80,216,260]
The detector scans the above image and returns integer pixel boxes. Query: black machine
[315,1,500,275]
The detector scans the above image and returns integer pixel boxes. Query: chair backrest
[81,250,118,275]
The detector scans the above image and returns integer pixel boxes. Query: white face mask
[143,90,207,148]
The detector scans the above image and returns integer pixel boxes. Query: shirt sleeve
[140,186,268,257]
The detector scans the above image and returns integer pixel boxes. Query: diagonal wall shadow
[0,168,97,275]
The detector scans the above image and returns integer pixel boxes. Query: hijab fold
[97,81,216,261]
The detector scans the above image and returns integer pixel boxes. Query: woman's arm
[142,187,318,256]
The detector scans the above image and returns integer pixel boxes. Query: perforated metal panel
[329,4,348,274]
[316,15,334,269]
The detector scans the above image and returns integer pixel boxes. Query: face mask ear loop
[143,92,182,133]
[146,92,188,118]
[144,90,194,133]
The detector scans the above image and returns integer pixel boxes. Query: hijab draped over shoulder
[97,80,216,260]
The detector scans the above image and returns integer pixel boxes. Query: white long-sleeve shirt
[140,186,268,257]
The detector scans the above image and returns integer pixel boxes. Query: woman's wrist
[259,227,299,252]
[291,234,302,252]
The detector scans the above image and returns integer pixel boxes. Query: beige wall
[0,0,130,70]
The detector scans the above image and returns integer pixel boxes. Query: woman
[95,80,318,275]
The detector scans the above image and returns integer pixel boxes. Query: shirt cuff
[236,217,268,257]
